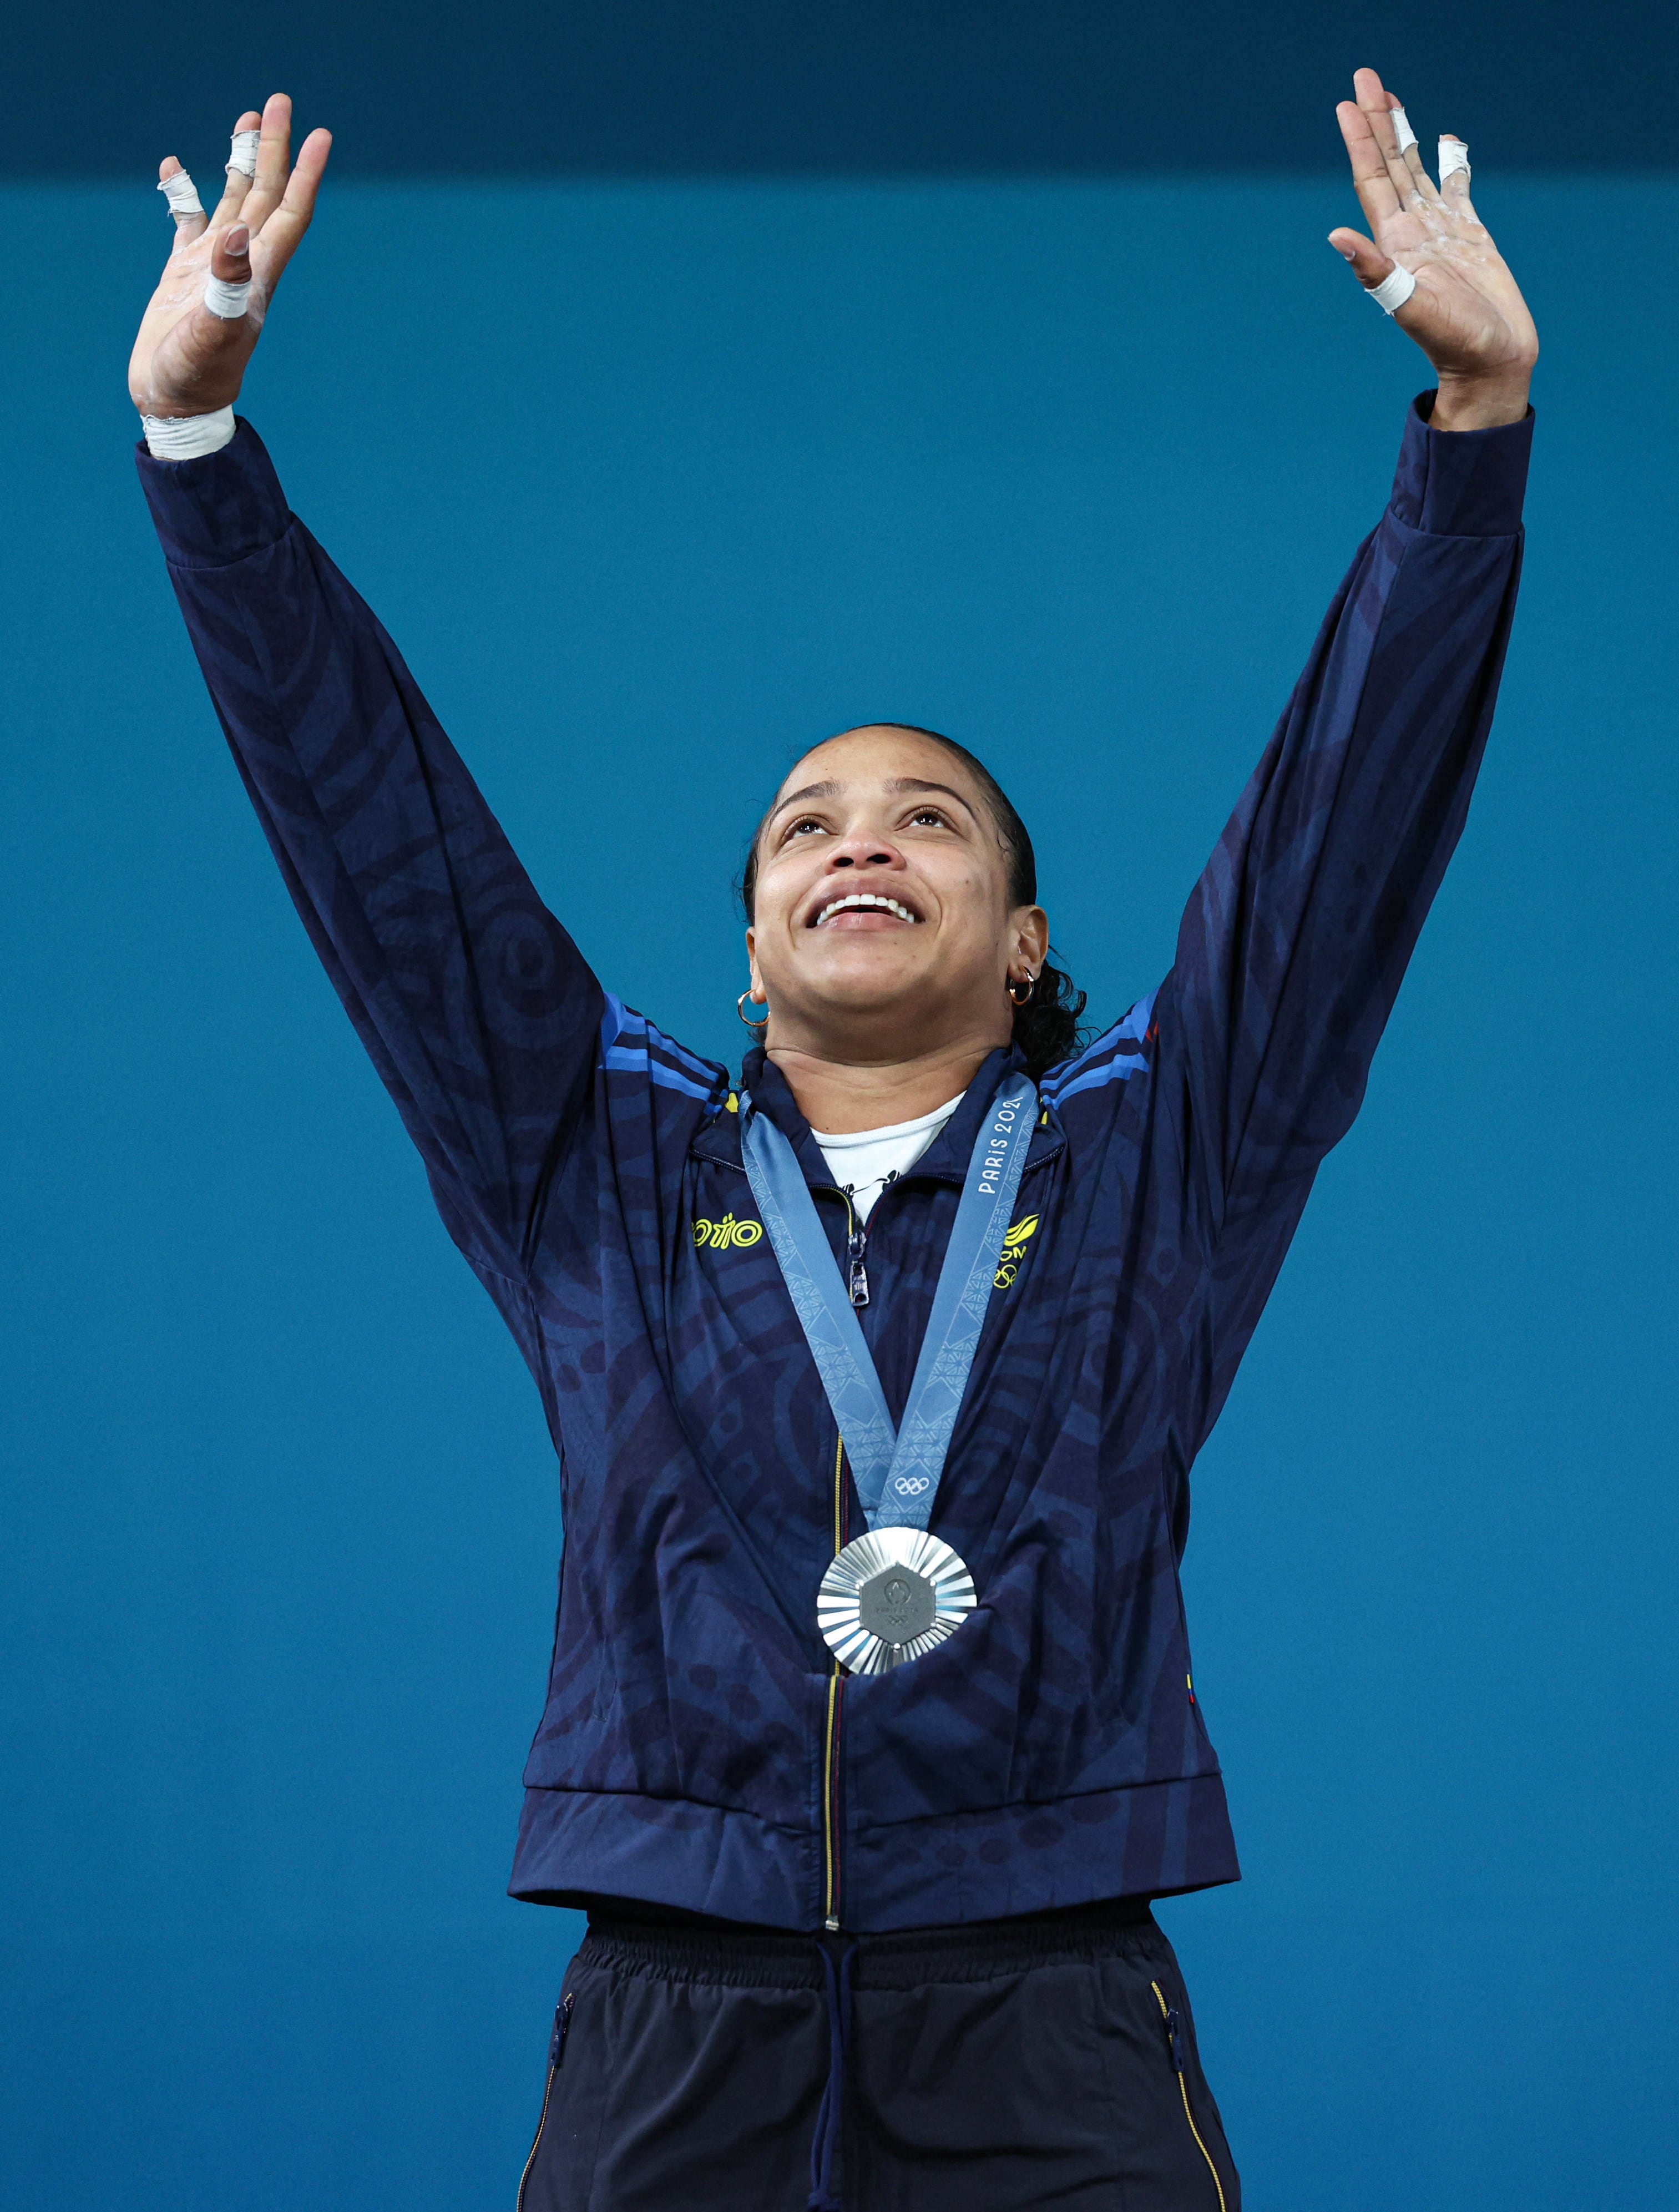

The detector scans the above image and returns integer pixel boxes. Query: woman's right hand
[128,93,331,421]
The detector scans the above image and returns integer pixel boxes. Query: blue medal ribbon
[739,1077,1038,1532]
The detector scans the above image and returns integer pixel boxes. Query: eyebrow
[884,778,980,820]
[766,780,842,820]
[766,776,979,825]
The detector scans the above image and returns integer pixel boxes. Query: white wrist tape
[157,169,204,219]
[141,406,236,460]
[1367,264,1417,315]
[203,272,252,319]
[1439,138,1470,180]
[1390,104,1418,152]
[227,128,260,178]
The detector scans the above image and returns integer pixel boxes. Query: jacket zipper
[1151,1980,1227,2211]
[810,1143,1050,1933]
[846,1213,870,1305]
[515,1992,574,2209]
[822,1428,846,1930]
[814,1156,1041,1932]
[842,1171,896,1305]
[820,1183,869,1928]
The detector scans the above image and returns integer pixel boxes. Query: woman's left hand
[1331,65,1538,430]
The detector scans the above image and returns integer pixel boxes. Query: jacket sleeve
[1156,395,1533,1272]
[136,418,605,1282]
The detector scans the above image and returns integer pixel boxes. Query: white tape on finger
[227,129,260,178]
[1439,138,1471,180]
[1367,264,1417,315]
[203,272,252,319]
[1391,105,1418,152]
[157,170,204,218]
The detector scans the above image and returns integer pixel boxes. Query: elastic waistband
[578,1906,1167,1992]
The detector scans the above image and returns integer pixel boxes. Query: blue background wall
[2,1,1671,177]
[3,41,1677,2212]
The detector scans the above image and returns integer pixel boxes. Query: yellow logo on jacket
[692,1212,765,1250]
[994,1214,1040,1290]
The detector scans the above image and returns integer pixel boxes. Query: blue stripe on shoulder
[1040,989,1158,1109]
[600,994,729,1102]
[602,1049,717,1100]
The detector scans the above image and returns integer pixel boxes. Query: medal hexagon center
[856,1564,937,1646]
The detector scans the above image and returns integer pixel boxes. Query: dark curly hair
[738,723,1090,1079]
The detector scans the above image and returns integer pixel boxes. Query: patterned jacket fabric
[137,398,1533,1931]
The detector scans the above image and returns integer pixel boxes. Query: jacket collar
[691,1043,1064,1183]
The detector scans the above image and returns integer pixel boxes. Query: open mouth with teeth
[811,892,923,929]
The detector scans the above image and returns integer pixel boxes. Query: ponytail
[1010,953,1088,1079]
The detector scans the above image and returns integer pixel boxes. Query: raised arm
[130,98,604,1280]
[1159,70,1536,1304]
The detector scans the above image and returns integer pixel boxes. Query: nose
[830,830,900,870]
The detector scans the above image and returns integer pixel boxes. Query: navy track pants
[517,1909,1239,2211]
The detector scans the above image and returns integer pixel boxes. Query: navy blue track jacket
[138,397,1533,1933]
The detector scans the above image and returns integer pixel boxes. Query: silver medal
[817,1526,976,1675]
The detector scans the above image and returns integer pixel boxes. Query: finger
[1355,67,1421,210]
[1328,229,1424,328]
[210,223,252,287]
[1328,227,1398,289]
[238,92,294,235]
[195,221,255,329]
[1336,100,1403,230]
[168,220,257,375]
[206,110,262,228]
[1438,133,1475,211]
[157,155,207,244]
[1352,65,1419,206]
[1385,95,1441,205]
[250,128,332,286]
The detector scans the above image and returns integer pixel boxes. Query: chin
[806,953,931,1006]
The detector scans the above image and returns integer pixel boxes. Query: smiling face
[745,726,1048,1071]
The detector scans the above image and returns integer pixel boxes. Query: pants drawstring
[806,1938,857,2211]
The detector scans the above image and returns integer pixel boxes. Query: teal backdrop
[3,168,1675,2206]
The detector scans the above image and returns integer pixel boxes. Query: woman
[128,68,1536,2212]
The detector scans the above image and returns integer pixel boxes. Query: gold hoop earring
[1007,972,1036,1007]
[737,990,768,1029]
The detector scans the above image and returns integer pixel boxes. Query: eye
[782,815,827,841]
[908,806,952,829]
